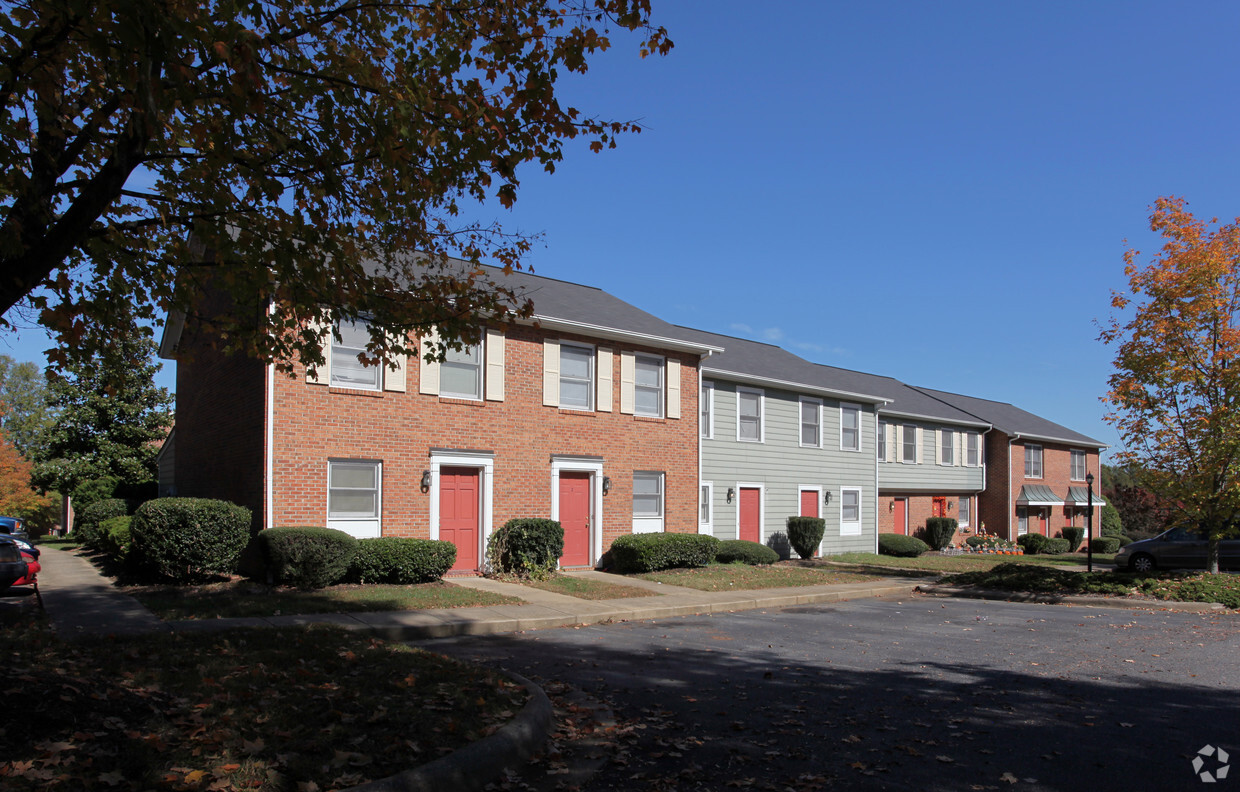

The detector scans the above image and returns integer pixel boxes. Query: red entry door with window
[932,497,947,518]
[440,467,480,571]
[739,487,761,542]
[893,498,908,535]
[559,472,591,567]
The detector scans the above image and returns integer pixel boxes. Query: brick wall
[1008,441,1102,539]
[270,323,700,563]
[978,432,1012,538]
[878,493,976,545]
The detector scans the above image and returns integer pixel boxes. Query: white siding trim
[542,338,560,406]
[551,456,604,567]
[666,358,681,419]
[429,451,495,564]
[419,329,440,395]
[619,351,635,414]
[485,328,505,401]
[596,346,613,412]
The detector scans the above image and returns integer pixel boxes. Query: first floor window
[1070,449,1087,481]
[559,343,594,410]
[940,429,954,465]
[699,484,712,525]
[959,497,971,526]
[441,339,482,399]
[633,472,664,518]
[331,319,381,390]
[1024,444,1043,478]
[634,355,664,417]
[840,487,861,535]
[1017,507,1028,536]
[328,461,380,519]
[966,432,980,466]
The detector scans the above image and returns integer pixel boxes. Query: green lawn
[0,618,527,791]
[635,563,883,591]
[825,551,1116,574]
[515,573,659,600]
[939,563,1240,608]
[132,579,523,620]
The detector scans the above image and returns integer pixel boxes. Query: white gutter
[702,367,891,406]
[878,410,991,431]
[1006,434,1014,541]
[1011,431,1109,450]
[530,315,724,356]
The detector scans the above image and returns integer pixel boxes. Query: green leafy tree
[0,1,672,372]
[1100,197,1240,573]
[30,320,172,496]
[0,354,53,458]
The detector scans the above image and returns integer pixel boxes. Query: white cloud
[729,322,753,334]
[760,327,784,342]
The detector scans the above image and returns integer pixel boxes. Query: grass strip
[941,562,1240,608]
[636,563,882,591]
[514,573,658,600]
[828,552,1115,574]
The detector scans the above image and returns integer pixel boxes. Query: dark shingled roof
[911,386,1107,448]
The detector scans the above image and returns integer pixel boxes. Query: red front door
[440,467,480,571]
[1037,508,1048,536]
[800,490,819,518]
[932,497,947,518]
[559,472,592,567]
[739,487,761,543]
[893,498,908,535]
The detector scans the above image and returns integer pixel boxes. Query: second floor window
[966,432,980,466]
[559,344,594,410]
[441,340,482,399]
[331,320,382,390]
[634,355,664,417]
[800,398,821,447]
[902,425,917,463]
[1025,444,1043,478]
[877,422,887,461]
[940,429,954,465]
[738,388,763,441]
[840,404,860,451]
[701,382,714,438]
[1071,449,1087,481]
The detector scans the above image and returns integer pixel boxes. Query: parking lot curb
[916,583,1227,612]
[344,670,552,792]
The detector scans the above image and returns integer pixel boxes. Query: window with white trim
[800,397,822,448]
[633,472,664,518]
[902,424,917,464]
[737,387,763,442]
[441,339,483,399]
[701,382,714,439]
[1017,506,1028,536]
[699,483,713,526]
[1070,449,1087,481]
[1024,444,1043,478]
[959,497,971,526]
[840,403,861,451]
[634,355,664,417]
[966,432,980,467]
[940,429,954,465]
[840,487,862,535]
[331,320,382,390]
[328,460,380,520]
[559,343,594,410]
[877,422,887,462]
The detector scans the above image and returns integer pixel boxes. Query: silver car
[1114,526,1240,572]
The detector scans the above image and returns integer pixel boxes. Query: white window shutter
[381,331,406,392]
[916,427,924,464]
[895,425,904,462]
[596,346,613,412]
[485,328,505,401]
[306,319,330,385]
[543,338,560,406]
[619,351,635,415]
[666,358,681,419]
[954,431,963,466]
[419,328,440,395]
[886,423,896,462]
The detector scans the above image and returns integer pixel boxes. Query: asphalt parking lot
[419,596,1240,792]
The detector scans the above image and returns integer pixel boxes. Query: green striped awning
[1016,485,1063,506]
[1065,487,1106,507]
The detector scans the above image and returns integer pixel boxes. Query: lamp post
[1086,471,1094,573]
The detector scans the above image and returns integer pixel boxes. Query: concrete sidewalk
[33,546,919,640]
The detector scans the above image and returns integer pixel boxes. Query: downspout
[1006,435,1014,541]
[265,298,276,531]
[698,349,713,535]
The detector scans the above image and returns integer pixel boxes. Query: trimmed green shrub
[965,535,986,549]
[129,498,252,583]
[923,517,958,551]
[71,476,119,512]
[878,533,929,558]
[785,516,825,559]
[259,526,357,589]
[1017,533,1049,555]
[487,518,564,579]
[1101,504,1123,537]
[715,539,779,565]
[348,537,456,584]
[1090,536,1121,554]
[608,533,720,574]
[76,498,129,551]
[1061,527,1085,552]
[97,516,133,560]
[1117,535,1133,547]
[1043,537,1071,555]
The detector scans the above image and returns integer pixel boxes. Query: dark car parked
[0,538,33,592]
[1114,526,1240,572]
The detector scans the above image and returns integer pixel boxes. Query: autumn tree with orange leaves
[1100,197,1240,573]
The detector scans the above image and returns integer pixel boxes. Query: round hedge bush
[785,516,825,559]
[1089,535,1121,554]
[1017,533,1049,555]
[260,526,358,589]
[76,498,129,551]
[1061,527,1085,552]
[486,518,564,579]
[608,533,720,574]
[878,533,929,558]
[130,498,252,583]
[923,517,958,551]
[348,537,456,584]
[1042,537,1071,555]
[715,539,779,565]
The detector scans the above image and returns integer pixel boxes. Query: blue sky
[3,1,1238,460]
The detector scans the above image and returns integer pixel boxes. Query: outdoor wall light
[948,501,954,511]
[602,476,612,496]
[888,501,894,512]
[823,490,832,505]
[420,470,432,492]
[726,487,735,503]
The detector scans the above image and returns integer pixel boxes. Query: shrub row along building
[158,263,1106,573]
